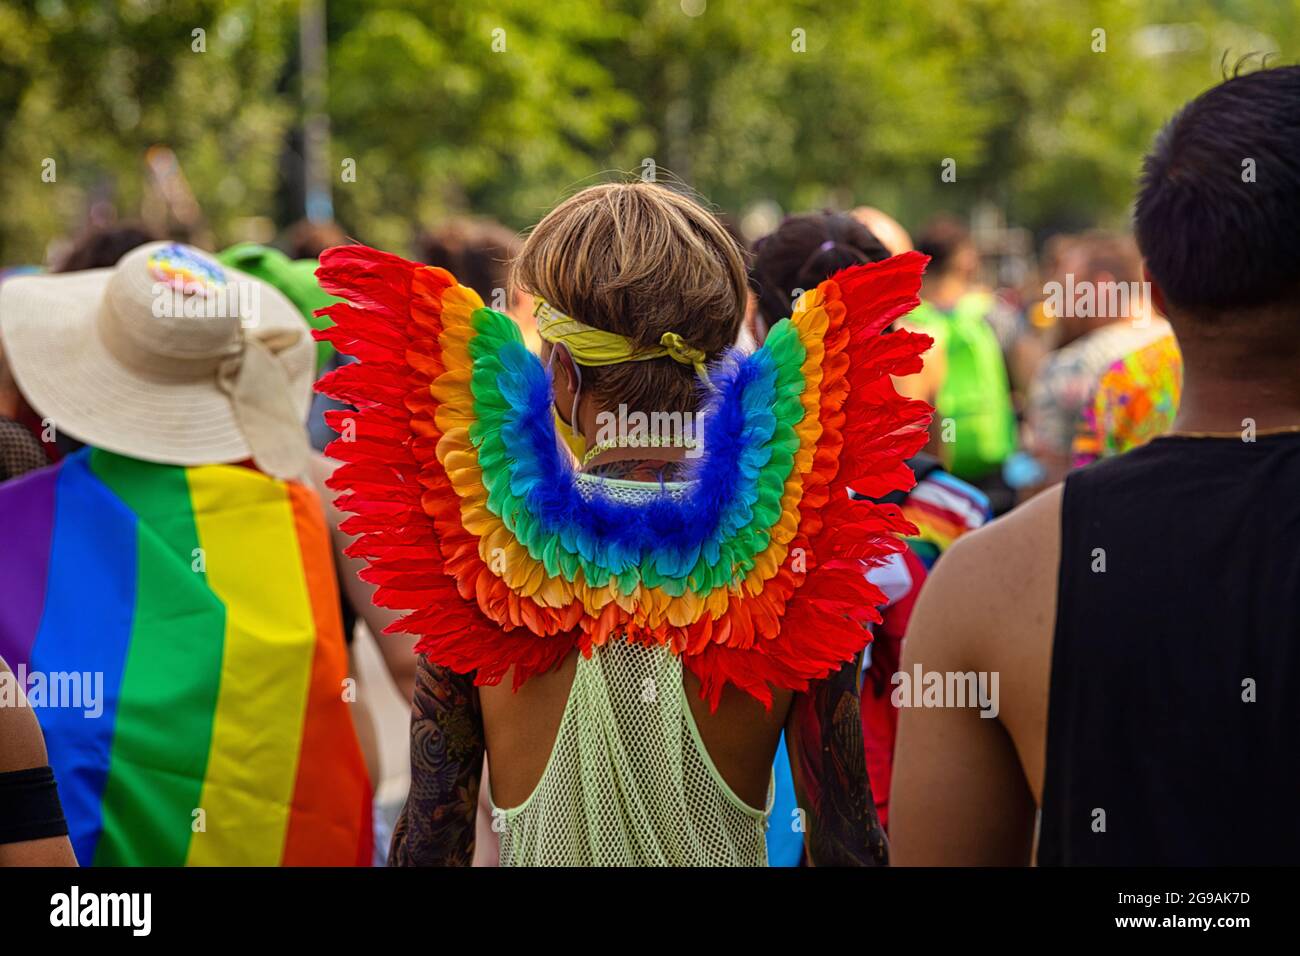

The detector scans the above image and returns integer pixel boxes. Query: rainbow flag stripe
[0,448,371,866]
[900,470,991,567]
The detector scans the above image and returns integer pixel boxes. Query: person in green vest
[898,217,1018,496]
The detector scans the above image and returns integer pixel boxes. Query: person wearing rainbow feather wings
[317,183,934,866]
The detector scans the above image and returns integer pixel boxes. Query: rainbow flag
[0,448,371,866]
[900,469,991,565]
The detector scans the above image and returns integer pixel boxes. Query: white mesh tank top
[488,476,773,866]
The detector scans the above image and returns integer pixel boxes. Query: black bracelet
[0,765,70,845]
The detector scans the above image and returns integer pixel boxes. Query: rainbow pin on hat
[0,242,314,479]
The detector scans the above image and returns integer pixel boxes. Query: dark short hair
[282,219,348,260]
[1135,64,1300,316]
[751,212,890,326]
[54,222,160,273]
[416,218,521,304]
[915,215,971,276]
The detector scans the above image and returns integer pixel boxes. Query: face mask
[554,406,586,462]
[549,345,586,462]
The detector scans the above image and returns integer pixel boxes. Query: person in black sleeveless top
[889,65,1300,865]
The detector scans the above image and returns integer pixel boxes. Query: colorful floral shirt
[1027,320,1170,460]
[1072,333,1182,468]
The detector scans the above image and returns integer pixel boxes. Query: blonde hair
[511,182,746,414]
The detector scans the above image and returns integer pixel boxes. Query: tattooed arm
[388,654,484,866]
[785,652,888,866]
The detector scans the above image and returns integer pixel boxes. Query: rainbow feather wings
[316,246,933,707]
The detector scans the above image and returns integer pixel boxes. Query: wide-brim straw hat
[0,241,314,479]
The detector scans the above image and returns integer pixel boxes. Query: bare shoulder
[904,478,1066,749]
[907,483,1062,682]
[949,483,1062,566]
[0,656,50,773]
[903,483,1063,798]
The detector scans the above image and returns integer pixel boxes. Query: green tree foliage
[0,0,294,263]
[0,0,1296,264]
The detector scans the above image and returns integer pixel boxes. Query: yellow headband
[534,299,713,388]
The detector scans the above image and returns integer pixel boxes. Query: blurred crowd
[1,205,1181,502]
